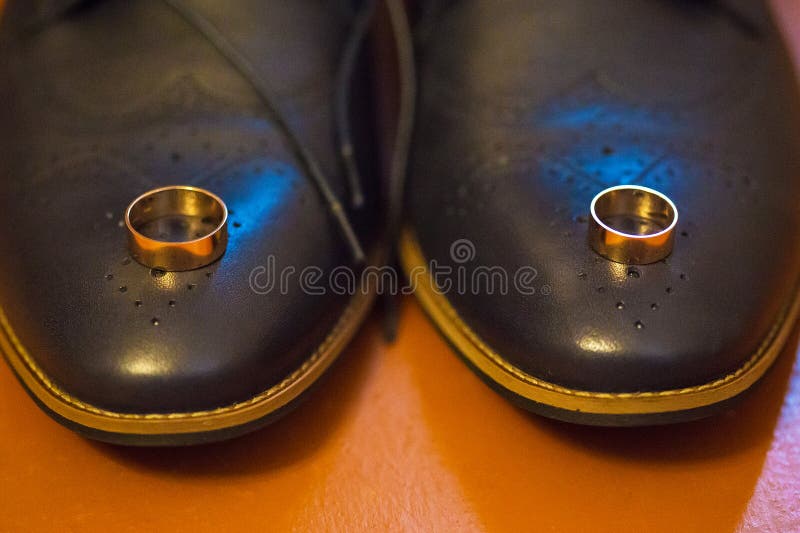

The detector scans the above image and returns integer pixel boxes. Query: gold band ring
[125,186,228,271]
[588,185,678,265]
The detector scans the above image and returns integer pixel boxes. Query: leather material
[0,0,381,413]
[406,0,800,393]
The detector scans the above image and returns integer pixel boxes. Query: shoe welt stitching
[0,299,358,420]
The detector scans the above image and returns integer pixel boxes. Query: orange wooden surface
[2,1,800,531]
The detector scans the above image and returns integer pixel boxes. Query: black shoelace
[165,0,416,339]
[335,0,378,211]
[163,0,367,264]
[163,0,415,273]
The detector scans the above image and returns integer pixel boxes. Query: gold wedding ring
[588,185,678,264]
[125,186,228,271]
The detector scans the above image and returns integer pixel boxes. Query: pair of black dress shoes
[1,0,799,445]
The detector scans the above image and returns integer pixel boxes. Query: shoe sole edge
[399,228,800,425]
[0,276,377,446]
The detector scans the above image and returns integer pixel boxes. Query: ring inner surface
[595,189,674,237]
[129,189,225,243]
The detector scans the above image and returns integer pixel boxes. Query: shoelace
[165,0,416,277]
[336,0,378,210]
[164,0,416,338]
[163,0,368,265]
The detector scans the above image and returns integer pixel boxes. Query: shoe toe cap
[0,151,359,415]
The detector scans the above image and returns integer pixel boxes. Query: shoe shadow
[535,326,800,464]
[89,318,382,478]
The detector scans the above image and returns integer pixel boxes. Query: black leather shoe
[0,0,399,445]
[400,0,800,425]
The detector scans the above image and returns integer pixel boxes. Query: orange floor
[2,1,800,532]
[0,298,798,532]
